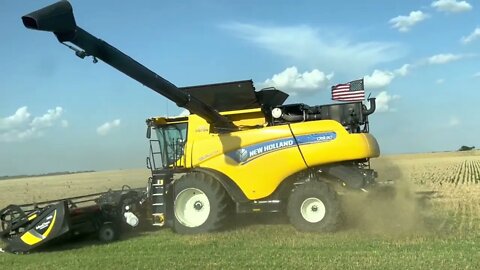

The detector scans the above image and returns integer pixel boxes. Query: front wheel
[287,181,341,232]
[173,172,231,234]
[98,222,118,242]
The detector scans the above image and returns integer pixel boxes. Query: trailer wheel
[98,222,118,242]
[287,181,341,232]
[173,172,231,234]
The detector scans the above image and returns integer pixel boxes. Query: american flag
[331,79,365,102]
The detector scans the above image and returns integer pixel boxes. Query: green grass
[1,222,479,270]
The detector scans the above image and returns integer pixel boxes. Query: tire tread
[287,181,341,232]
[173,172,231,234]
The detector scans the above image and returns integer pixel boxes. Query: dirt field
[1,150,479,227]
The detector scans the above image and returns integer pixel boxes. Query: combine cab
[4,0,386,251]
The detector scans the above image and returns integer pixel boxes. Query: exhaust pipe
[363,98,376,116]
[22,1,236,131]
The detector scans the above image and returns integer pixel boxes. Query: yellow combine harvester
[16,1,381,236]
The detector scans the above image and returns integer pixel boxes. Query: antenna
[166,99,169,117]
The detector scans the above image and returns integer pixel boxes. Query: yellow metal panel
[20,232,42,245]
[289,120,380,166]
[221,108,262,115]
[43,210,57,237]
[191,124,306,200]
[185,115,379,201]
[222,108,266,127]
[151,116,189,126]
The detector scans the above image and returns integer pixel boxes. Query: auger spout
[22,1,236,131]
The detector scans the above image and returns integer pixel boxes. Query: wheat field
[1,150,479,233]
[371,150,480,233]
[1,151,479,221]
[0,169,150,208]
[1,151,480,269]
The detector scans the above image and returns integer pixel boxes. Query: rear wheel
[173,172,231,234]
[287,181,341,232]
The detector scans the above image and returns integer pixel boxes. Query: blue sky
[1,0,479,175]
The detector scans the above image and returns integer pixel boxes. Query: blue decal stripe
[227,132,336,164]
[296,132,336,145]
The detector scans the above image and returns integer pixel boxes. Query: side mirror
[146,125,151,139]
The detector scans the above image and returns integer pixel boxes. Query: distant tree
[0,170,95,181]
[458,146,475,151]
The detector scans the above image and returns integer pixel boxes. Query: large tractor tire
[173,172,232,234]
[287,181,341,232]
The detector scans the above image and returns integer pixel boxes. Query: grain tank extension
[19,1,382,234]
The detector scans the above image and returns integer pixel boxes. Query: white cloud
[432,0,472,13]
[364,70,395,89]
[0,106,65,142]
[394,64,410,76]
[261,66,333,96]
[97,119,121,136]
[375,91,400,112]
[461,27,480,44]
[389,11,429,32]
[0,106,30,131]
[363,64,409,90]
[61,120,69,127]
[223,23,402,74]
[436,78,445,84]
[427,53,463,64]
[30,107,63,129]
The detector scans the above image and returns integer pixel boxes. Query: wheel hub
[194,201,203,210]
[300,197,326,223]
[174,188,211,228]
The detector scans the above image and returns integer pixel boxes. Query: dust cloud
[341,159,429,235]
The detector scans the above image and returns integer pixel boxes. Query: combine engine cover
[268,98,376,133]
[0,201,70,253]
